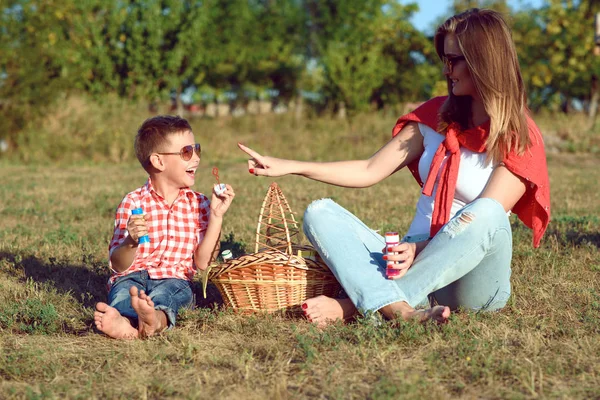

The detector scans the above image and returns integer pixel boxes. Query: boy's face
[158,130,200,189]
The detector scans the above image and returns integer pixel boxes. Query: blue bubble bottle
[131,207,150,244]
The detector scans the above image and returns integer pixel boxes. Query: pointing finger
[238,143,263,160]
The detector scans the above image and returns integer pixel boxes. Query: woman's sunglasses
[156,143,201,161]
[442,55,466,73]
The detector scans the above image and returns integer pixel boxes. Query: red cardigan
[392,96,550,248]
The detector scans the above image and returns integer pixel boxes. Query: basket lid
[255,182,299,254]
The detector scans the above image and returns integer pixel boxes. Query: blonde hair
[434,8,530,162]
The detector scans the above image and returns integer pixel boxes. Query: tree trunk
[294,93,304,121]
[337,101,346,119]
[589,75,599,122]
[175,87,184,116]
[561,96,570,114]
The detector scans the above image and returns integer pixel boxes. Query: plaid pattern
[108,178,210,287]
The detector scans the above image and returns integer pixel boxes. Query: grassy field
[0,111,599,399]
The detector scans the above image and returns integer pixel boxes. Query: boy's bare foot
[303,296,357,328]
[130,287,165,338]
[94,302,138,339]
[381,301,450,323]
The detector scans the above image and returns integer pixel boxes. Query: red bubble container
[385,232,400,278]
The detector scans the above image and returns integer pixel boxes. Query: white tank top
[404,123,495,240]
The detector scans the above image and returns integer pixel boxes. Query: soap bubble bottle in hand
[131,207,150,244]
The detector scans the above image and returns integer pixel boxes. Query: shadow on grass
[193,282,224,309]
[546,230,600,248]
[0,251,226,311]
[0,251,109,308]
[0,230,248,311]
[512,216,600,248]
[544,215,600,248]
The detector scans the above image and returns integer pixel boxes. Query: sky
[399,0,545,34]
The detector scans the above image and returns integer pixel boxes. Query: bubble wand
[212,167,220,184]
[212,166,226,195]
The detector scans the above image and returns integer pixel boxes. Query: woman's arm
[479,164,527,211]
[238,122,424,188]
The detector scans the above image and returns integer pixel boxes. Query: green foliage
[202,0,306,100]
[0,298,59,334]
[512,1,600,111]
[308,1,433,112]
[3,0,600,153]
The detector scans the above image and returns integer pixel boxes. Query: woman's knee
[302,199,336,243]
[304,198,338,219]
[464,197,507,220]
[303,198,339,229]
[431,285,510,312]
[441,198,509,237]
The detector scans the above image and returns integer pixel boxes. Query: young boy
[94,115,235,339]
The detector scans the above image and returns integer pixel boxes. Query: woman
[238,9,550,326]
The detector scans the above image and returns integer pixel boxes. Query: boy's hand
[210,184,235,218]
[127,214,148,244]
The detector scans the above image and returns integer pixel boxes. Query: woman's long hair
[434,8,530,162]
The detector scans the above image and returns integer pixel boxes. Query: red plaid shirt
[108,178,211,287]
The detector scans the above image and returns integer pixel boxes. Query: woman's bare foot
[130,287,165,338]
[302,296,357,328]
[381,301,450,323]
[94,302,138,339]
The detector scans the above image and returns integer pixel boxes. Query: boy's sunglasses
[442,55,466,73]
[156,143,201,161]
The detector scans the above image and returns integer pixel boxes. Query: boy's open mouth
[186,168,195,177]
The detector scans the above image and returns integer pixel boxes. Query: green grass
[0,109,599,399]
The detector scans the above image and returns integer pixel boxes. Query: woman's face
[443,34,478,99]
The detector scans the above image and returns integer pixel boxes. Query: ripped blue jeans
[302,198,512,313]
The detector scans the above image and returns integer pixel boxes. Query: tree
[374,2,439,106]
[197,0,306,111]
[305,0,433,115]
[0,0,105,143]
[513,0,600,114]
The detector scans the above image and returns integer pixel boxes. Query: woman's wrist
[283,159,303,176]
[414,238,431,256]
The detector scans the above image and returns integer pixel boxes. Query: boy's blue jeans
[302,198,512,314]
[108,270,194,328]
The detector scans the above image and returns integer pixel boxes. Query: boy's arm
[210,233,221,264]
[109,197,148,273]
[194,187,235,270]
[194,214,223,270]
[110,236,139,273]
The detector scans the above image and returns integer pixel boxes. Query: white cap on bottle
[221,249,233,260]
[385,232,400,244]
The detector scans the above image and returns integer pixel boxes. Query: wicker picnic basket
[206,182,342,315]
